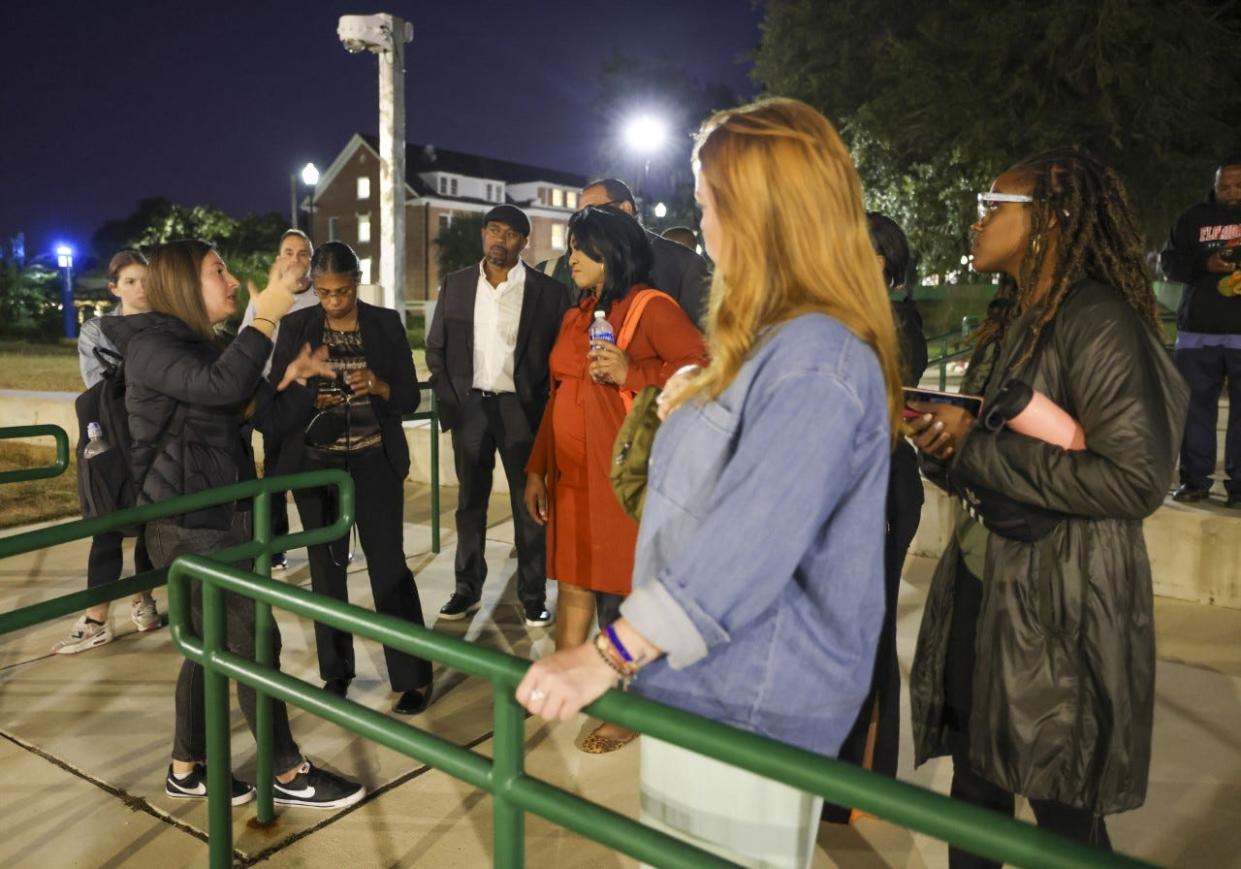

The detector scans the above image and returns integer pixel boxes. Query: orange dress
[527,286,707,594]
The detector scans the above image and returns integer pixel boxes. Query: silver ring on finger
[529,689,546,703]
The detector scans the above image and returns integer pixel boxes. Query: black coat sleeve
[128,326,270,407]
[370,310,420,418]
[951,301,1185,520]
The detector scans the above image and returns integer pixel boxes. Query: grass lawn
[0,339,428,394]
[0,442,80,529]
[0,340,83,392]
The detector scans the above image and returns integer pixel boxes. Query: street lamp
[301,162,320,239]
[339,12,414,320]
[289,162,321,234]
[55,244,76,338]
[653,202,668,219]
[621,113,669,205]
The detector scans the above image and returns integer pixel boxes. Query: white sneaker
[52,616,113,655]
[131,594,160,632]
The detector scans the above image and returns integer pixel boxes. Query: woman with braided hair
[906,148,1188,865]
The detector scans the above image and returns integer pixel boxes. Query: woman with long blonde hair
[516,98,902,867]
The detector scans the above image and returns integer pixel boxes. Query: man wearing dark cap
[426,205,568,626]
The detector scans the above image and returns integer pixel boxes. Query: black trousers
[262,431,291,546]
[944,560,1111,868]
[293,447,432,692]
[148,514,303,774]
[1174,345,1241,495]
[87,529,154,589]
[823,447,923,821]
[450,392,546,607]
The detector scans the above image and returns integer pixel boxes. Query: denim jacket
[620,313,890,757]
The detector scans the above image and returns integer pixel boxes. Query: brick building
[310,134,588,303]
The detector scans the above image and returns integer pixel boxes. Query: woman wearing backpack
[523,205,705,753]
[54,249,159,655]
[102,239,367,810]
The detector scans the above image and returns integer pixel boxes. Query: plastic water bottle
[588,310,614,348]
[82,422,111,459]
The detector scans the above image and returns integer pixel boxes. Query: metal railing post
[430,392,441,554]
[491,682,526,868]
[201,576,234,869]
[0,425,70,484]
[252,489,276,823]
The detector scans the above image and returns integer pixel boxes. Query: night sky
[0,1,763,263]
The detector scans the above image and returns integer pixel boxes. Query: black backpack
[75,347,142,535]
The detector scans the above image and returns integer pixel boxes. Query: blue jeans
[1174,345,1241,494]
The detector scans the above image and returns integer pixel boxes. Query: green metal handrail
[0,470,356,821]
[403,387,441,553]
[0,424,70,484]
[169,556,1153,869]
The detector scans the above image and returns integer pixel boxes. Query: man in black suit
[426,205,569,626]
[577,178,710,327]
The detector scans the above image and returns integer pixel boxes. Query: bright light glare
[55,244,73,257]
[623,115,668,154]
[301,162,320,186]
[653,202,668,219]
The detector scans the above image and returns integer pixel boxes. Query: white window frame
[551,188,565,208]
[551,223,566,250]
[356,176,371,200]
[359,257,373,285]
[357,213,371,244]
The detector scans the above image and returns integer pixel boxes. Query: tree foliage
[435,214,486,278]
[0,261,61,340]
[753,0,1241,275]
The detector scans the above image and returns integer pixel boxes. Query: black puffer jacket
[102,313,315,529]
[910,279,1189,815]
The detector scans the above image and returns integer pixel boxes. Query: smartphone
[903,386,983,416]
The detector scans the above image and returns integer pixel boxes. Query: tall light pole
[339,13,413,322]
[301,162,320,239]
[56,244,76,339]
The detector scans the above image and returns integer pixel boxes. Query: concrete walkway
[2,484,1240,867]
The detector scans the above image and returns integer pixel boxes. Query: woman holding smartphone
[906,149,1187,866]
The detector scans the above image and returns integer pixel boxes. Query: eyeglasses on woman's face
[315,286,356,301]
[976,191,1035,221]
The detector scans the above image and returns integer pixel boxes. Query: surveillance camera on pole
[338,13,414,321]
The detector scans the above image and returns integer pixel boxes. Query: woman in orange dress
[525,205,706,751]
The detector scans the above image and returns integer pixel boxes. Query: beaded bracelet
[594,632,635,689]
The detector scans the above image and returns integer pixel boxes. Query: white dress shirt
[241,287,323,377]
[472,259,526,393]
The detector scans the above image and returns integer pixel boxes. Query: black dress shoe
[438,593,481,621]
[323,678,351,698]
[393,685,432,715]
[1172,484,1210,503]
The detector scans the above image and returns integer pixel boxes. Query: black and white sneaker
[522,602,553,628]
[273,760,366,809]
[438,593,481,621]
[271,552,288,572]
[165,763,255,806]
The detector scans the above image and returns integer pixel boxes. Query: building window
[359,257,373,284]
[357,213,371,244]
[438,213,451,230]
[438,176,448,195]
[486,183,493,201]
[450,178,458,196]
[357,176,370,200]
[566,191,578,210]
[539,187,548,204]
[552,188,564,208]
[494,184,504,202]
[327,216,339,241]
[551,223,566,250]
